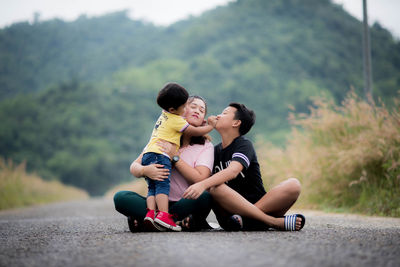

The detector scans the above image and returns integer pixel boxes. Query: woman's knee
[113,191,125,204]
[199,191,213,203]
[113,191,141,208]
[196,191,213,214]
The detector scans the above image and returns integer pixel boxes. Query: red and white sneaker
[143,209,166,232]
[154,211,182,231]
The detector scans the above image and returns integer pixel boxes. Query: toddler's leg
[155,194,169,212]
[146,178,156,209]
[146,196,156,210]
[154,154,171,212]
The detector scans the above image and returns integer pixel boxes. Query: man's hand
[183,181,206,199]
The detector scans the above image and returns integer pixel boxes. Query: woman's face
[184,98,206,127]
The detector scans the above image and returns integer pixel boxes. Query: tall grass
[104,179,148,199]
[259,92,400,217]
[0,158,89,210]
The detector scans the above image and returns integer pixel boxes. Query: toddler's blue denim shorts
[142,152,171,196]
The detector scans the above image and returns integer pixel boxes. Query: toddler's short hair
[157,82,189,110]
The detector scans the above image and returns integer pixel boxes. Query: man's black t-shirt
[213,136,266,203]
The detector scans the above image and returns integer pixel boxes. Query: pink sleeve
[194,142,214,171]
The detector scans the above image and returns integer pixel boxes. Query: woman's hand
[157,140,178,158]
[182,181,206,199]
[144,164,169,181]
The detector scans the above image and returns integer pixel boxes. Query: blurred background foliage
[259,92,400,216]
[0,0,399,201]
[0,158,88,210]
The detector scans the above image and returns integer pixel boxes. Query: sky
[0,0,399,39]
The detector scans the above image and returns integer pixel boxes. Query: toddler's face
[176,103,187,116]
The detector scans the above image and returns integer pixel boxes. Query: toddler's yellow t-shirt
[144,110,189,155]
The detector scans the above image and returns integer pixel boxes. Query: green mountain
[1,0,399,195]
[0,11,165,98]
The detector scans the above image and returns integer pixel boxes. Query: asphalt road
[1,198,399,267]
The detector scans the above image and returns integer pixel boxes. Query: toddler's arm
[183,115,216,136]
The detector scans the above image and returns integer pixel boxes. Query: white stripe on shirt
[232,152,250,167]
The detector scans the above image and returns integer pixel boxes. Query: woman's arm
[157,140,212,183]
[130,153,169,181]
[174,160,211,184]
[129,153,145,177]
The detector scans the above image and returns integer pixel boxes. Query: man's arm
[182,161,243,199]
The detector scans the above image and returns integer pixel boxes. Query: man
[183,103,305,231]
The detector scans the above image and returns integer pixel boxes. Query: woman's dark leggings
[113,190,212,227]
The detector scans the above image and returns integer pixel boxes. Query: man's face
[215,106,237,131]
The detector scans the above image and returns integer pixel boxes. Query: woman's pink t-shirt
[169,141,214,202]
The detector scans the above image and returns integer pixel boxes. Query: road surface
[1,198,399,267]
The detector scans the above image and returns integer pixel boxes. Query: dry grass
[104,178,148,199]
[0,158,89,210]
[258,92,400,217]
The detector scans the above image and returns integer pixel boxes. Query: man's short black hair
[157,82,189,110]
[229,102,256,136]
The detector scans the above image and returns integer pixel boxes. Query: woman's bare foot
[177,215,192,230]
[127,216,141,232]
[176,214,202,231]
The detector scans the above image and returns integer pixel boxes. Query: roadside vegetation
[0,158,89,210]
[105,179,147,199]
[259,92,400,217]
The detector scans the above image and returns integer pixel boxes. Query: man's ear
[168,107,175,113]
[232,120,241,129]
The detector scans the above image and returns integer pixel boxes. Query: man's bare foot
[274,214,305,231]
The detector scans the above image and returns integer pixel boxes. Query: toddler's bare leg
[146,196,156,210]
[156,194,169,212]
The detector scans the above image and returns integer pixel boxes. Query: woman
[113,95,214,232]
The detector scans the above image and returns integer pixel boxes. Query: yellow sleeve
[170,115,189,133]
